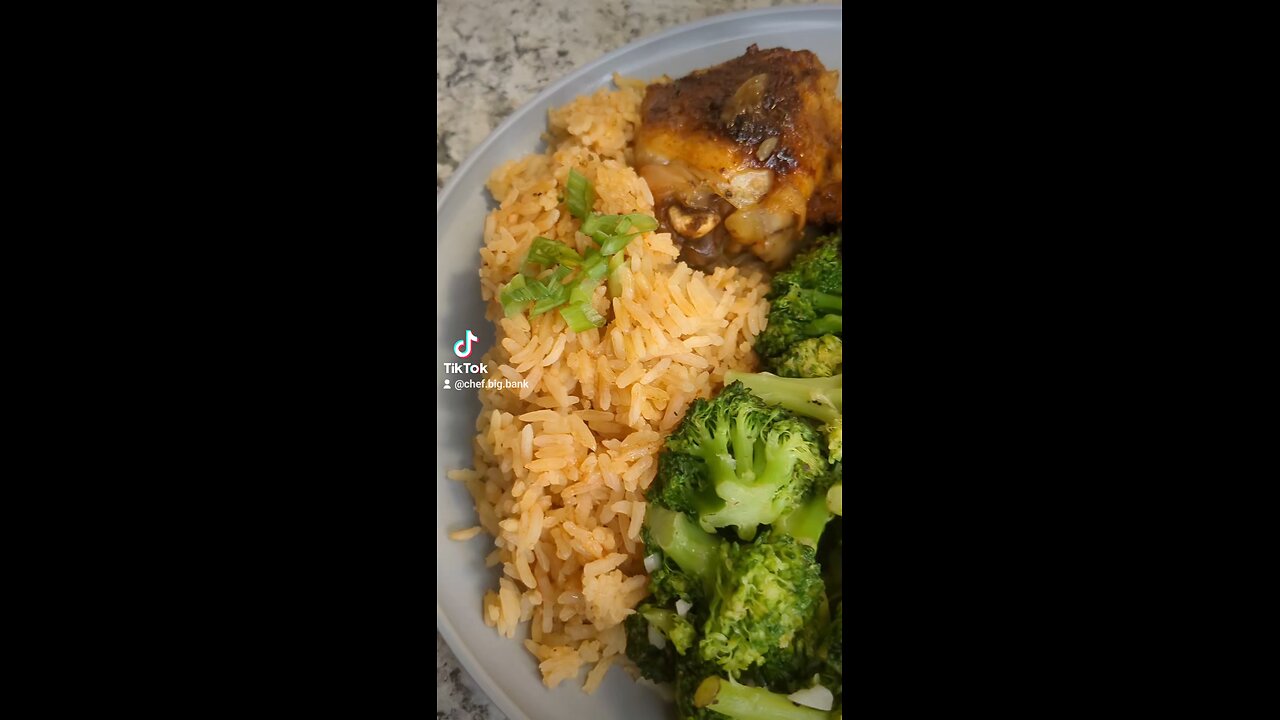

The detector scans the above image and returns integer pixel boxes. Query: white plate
[436,6,842,720]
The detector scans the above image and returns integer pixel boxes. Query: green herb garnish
[560,301,606,331]
[566,168,594,221]
[524,236,583,271]
[580,248,609,281]
[499,274,534,317]
[496,170,656,331]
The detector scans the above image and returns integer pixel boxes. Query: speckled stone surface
[435,1,835,717]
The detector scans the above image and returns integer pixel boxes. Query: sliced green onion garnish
[570,277,602,305]
[531,291,568,316]
[607,252,626,297]
[580,249,609,280]
[523,236,582,272]
[566,169,594,221]
[560,301,606,331]
[546,264,573,284]
[502,273,531,298]
[579,214,606,239]
[502,176,655,330]
[582,213,657,236]
[499,275,533,317]
[599,232,639,257]
[614,213,657,236]
[581,213,658,253]
[631,214,658,232]
[581,213,657,243]
[529,268,571,316]
[524,266,571,295]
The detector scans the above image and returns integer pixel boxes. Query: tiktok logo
[453,330,479,358]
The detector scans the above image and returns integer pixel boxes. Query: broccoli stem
[798,289,843,313]
[693,676,830,720]
[827,483,842,516]
[646,505,720,581]
[724,372,842,425]
[804,314,843,336]
[775,490,832,547]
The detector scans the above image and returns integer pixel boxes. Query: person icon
[444,378,451,389]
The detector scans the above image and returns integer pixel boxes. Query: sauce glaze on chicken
[636,45,842,269]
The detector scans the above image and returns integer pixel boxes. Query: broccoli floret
[645,505,722,585]
[653,450,725,519]
[724,371,842,465]
[769,232,842,298]
[651,561,700,607]
[755,285,843,366]
[641,518,709,608]
[739,570,834,694]
[625,611,676,683]
[748,621,823,693]
[699,532,825,676]
[641,507,718,622]
[661,382,827,541]
[760,231,842,375]
[640,604,698,655]
[624,603,699,680]
[692,676,830,720]
[747,644,815,695]
[774,335,843,378]
[643,516,832,700]
[648,554,704,608]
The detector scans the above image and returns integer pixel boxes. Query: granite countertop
[436,1,831,717]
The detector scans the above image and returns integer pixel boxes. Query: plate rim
[436,5,843,720]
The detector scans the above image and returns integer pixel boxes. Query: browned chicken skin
[636,45,842,268]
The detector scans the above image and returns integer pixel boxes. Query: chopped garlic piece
[647,623,667,649]
[788,684,834,711]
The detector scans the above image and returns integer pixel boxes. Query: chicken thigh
[636,45,842,268]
